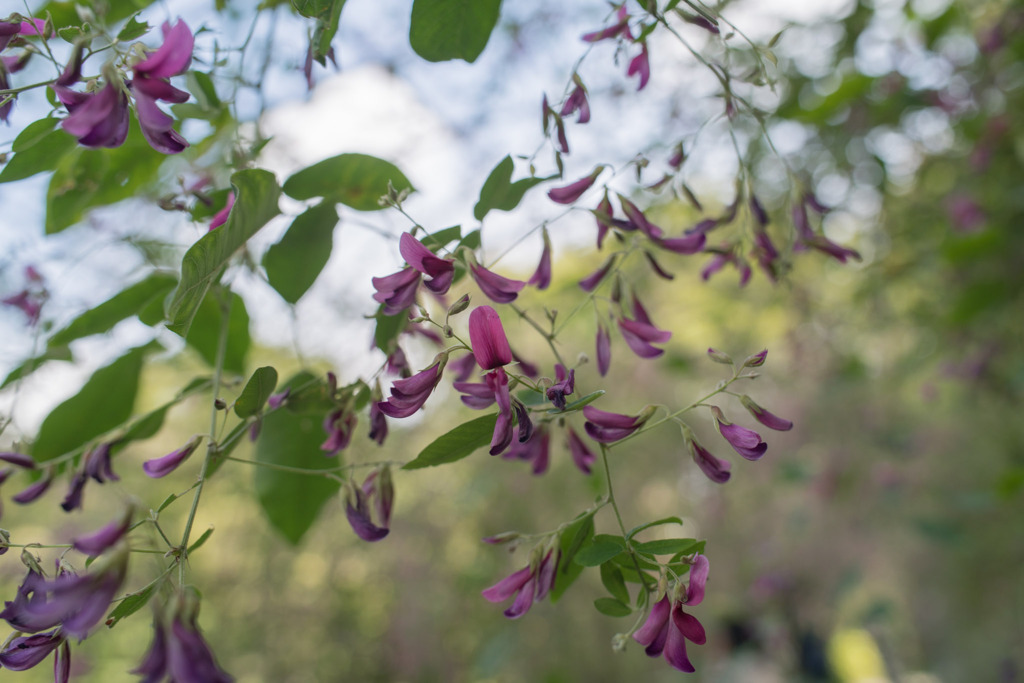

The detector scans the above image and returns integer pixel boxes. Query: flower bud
[447,293,471,317]
[742,349,768,367]
[482,531,521,545]
[706,348,733,365]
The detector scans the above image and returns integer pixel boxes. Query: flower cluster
[633,555,709,672]
[482,548,560,619]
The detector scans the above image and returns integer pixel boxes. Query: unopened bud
[443,324,454,338]
[214,399,227,410]
[481,531,520,545]
[742,349,768,368]
[611,633,629,652]
[447,294,471,317]
[707,348,734,365]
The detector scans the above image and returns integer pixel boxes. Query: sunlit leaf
[0,129,76,184]
[263,201,338,304]
[235,366,279,418]
[403,414,498,470]
[409,0,501,63]
[282,153,412,211]
[473,155,549,221]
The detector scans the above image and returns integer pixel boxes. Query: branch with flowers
[0,1,859,679]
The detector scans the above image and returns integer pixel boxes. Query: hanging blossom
[559,73,591,123]
[633,555,709,672]
[739,395,793,431]
[565,427,596,474]
[372,233,456,314]
[344,467,394,542]
[469,262,526,304]
[0,18,49,122]
[711,406,767,460]
[683,429,731,484]
[377,355,447,418]
[482,548,560,619]
[617,294,672,359]
[504,426,550,475]
[527,229,552,290]
[132,591,234,683]
[129,19,194,153]
[582,405,654,443]
[143,436,203,478]
[547,166,604,204]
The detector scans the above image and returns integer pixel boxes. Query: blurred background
[1,0,1022,681]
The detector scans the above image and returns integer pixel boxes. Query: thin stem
[600,444,652,592]
[222,455,404,475]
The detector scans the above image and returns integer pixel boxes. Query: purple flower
[377,357,446,418]
[0,629,64,671]
[143,436,202,478]
[627,42,650,90]
[447,353,477,382]
[566,427,595,474]
[12,468,52,504]
[0,452,35,469]
[84,442,119,483]
[482,549,559,619]
[593,194,613,249]
[267,388,290,410]
[321,409,356,456]
[486,368,515,455]
[453,380,496,409]
[701,247,750,286]
[582,405,652,443]
[60,471,88,512]
[752,230,780,282]
[72,509,132,557]
[632,557,709,673]
[643,251,675,280]
[711,406,767,460]
[528,230,552,290]
[208,192,234,231]
[470,264,525,304]
[548,167,603,204]
[128,20,193,154]
[344,468,393,542]
[545,364,575,410]
[579,255,617,292]
[742,349,767,367]
[468,305,513,370]
[687,436,731,484]
[739,395,793,431]
[618,195,663,238]
[367,402,388,445]
[582,6,631,42]
[131,618,169,682]
[133,20,194,79]
[61,80,130,148]
[749,194,770,227]
[372,268,421,316]
[617,294,671,359]
[653,230,706,254]
[166,614,234,683]
[683,14,720,34]
[505,426,550,475]
[559,75,590,123]
[596,323,612,376]
[399,233,455,294]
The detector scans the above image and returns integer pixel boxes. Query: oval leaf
[574,539,624,567]
[235,366,279,418]
[627,516,684,540]
[106,574,167,628]
[185,290,250,375]
[282,153,412,210]
[473,155,548,221]
[593,597,632,618]
[634,538,699,556]
[409,0,501,63]
[49,273,177,347]
[600,561,630,605]
[403,414,498,470]
[263,201,338,304]
[0,129,77,183]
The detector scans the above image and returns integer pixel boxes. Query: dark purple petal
[453,381,497,409]
[583,406,640,429]
[133,20,194,79]
[367,402,388,445]
[61,82,130,148]
[482,565,532,603]
[643,251,675,280]
[321,409,356,455]
[470,265,525,304]
[566,427,595,475]
[144,437,202,478]
[131,620,169,683]
[72,512,131,556]
[596,323,612,376]
[371,268,420,316]
[593,195,613,249]
[447,353,477,382]
[545,364,575,409]
[468,306,512,370]
[618,318,671,358]
[131,75,190,103]
[0,452,35,469]
[503,574,536,619]
[167,616,234,683]
[489,410,514,456]
[133,90,189,154]
[547,168,601,204]
[559,81,590,124]
[0,630,63,671]
[12,470,52,504]
[739,395,793,431]
[84,442,119,483]
[60,471,88,512]
[579,255,616,292]
[663,607,696,672]
[713,407,767,460]
[749,194,770,227]
[689,439,731,484]
[633,596,671,648]
[345,489,389,542]
[534,550,559,601]
[627,42,650,90]
[528,231,552,290]
[618,195,663,237]
[581,7,631,42]
[378,361,444,418]
[54,640,71,683]
[685,555,709,607]
[674,606,706,644]
[399,233,455,294]
[654,231,706,254]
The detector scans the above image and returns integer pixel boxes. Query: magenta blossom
[130,20,194,154]
[321,409,356,455]
[582,5,631,42]
[482,549,559,619]
[596,323,612,376]
[739,395,793,431]
[367,402,388,445]
[686,435,731,484]
[546,364,575,410]
[12,468,52,504]
[653,230,706,254]
[143,436,202,478]
[560,74,591,123]
[208,192,234,231]
[593,194,613,249]
[618,195,663,238]
[470,263,526,304]
[542,94,570,154]
[71,509,132,557]
[0,452,35,469]
[399,233,456,294]
[627,41,650,90]
[345,467,393,542]
[528,230,552,290]
[618,295,671,359]
[84,442,119,483]
[582,405,653,443]
[377,357,446,418]
[61,80,130,148]
[372,268,421,315]
[711,406,767,460]
[548,167,603,204]
[566,427,596,474]
[165,614,234,683]
[579,254,617,292]
[468,306,512,370]
[0,629,65,672]
[504,426,550,475]
[633,556,709,672]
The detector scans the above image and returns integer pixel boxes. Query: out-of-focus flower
[643,251,675,280]
[143,436,202,478]
[399,233,456,294]
[685,433,731,484]
[71,509,132,557]
[344,467,393,542]
[0,452,34,469]
[618,295,671,359]
[166,613,234,683]
[367,402,388,445]
[627,41,650,90]
[618,195,663,238]
[548,167,603,204]
[528,230,552,290]
[711,406,767,460]
[742,349,767,367]
[12,468,52,504]
[739,395,793,431]
[505,426,550,475]
[596,323,612,376]
[701,246,751,286]
[470,264,525,304]
[61,79,130,148]
[946,195,986,233]
[208,192,234,231]
[60,471,88,512]
[546,364,575,410]
[482,549,559,619]
[582,5,631,42]
[371,268,421,315]
[579,254,617,292]
[560,74,591,123]
[321,408,356,456]
[592,194,613,249]
[653,230,706,254]
[377,356,446,418]
[583,405,653,443]
[0,629,64,671]
[1,289,44,324]
[84,442,119,483]
[566,427,595,474]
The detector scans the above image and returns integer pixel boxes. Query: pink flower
[548,167,603,204]
[739,395,793,431]
[143,436,203,478]
[627,42,651,90]
[618,295,671,359]
[377,358,446,418]
[559,75,591,123]
[581,5,632,43]
[527,230,552,290]
[399,233,455,294]
[711,406,767,460]
[633,556,709,672]
[470,264,526,304]
[468,306,513,370]
[371,268,421,315]
[686,436,731,484]
[566,427,595,474]
[582,405,652,443]
[208,192,234,231]
[61,81,130,148]
[129,20,194,154]
[579,254,617,292]
[482,550,559,619]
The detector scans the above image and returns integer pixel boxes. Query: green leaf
[627,516,683,540]
[263,201,338,304]
[156,493,177,513]
[403,414,498,470]
[282,153,412,211]
[311,0,347,62]
[0,346,72,390]
[12,117,58,153]
[116,14,150,40]
[547,389,605,414]
[634,538,699,556]
[574,539,624,567]
[459,229,481,250]
[550,512,593,603]
[185,290,251,376]
[106,574,166,628]
[166,169,280,336]
[473,155,548,221]
[410,0,502,63]
[235,366,279,418]
[373,306,408,354]
[600,561,630,604]
[116,404,170,450]
[0,129,77,183]
[49,272,177,347]
[593,597,632,618]
[187,526,215,553]
[255,371,342,545]
[420,225,462,251]
[32,345,147,463]
[186,71,221,110]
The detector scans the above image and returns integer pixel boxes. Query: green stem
[600,445,652,592]
[222,455,404,475]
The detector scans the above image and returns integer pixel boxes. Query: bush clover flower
[377,355,446,418]
[566,427,596,474]
[399,232,456,294]
[528,229,552,290]
[504,426,550,475]
[617,294,671,359]
[469,263,526,304]
[711,406,767,460]
[130,19,194,154]
[321,408,356,456]
[344,467,393,542]
[133,592,234,683]
[71,509,133,557]
[545,364,575,410]
[371,268,421,315]
[482,548,559,619]
[548,167,603,205]
[143,436,202,478]
[739,395,793,431]
[627,41,651,90]
[684,430,731,484]
[596,323,612,376]
[559,74,591,123]
[632,555,709,672]
[0,629,65,672]
[583,405,654,443]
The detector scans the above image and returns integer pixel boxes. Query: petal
[134,20,194,78]
[345,497,389,542]
[482,565,533,603]
[596,324,611,376]
[566,427,595,475]
[582,405,641,429]
[468,306,512,370]
[503,575,536,619]
[685,554,710,607]
[690,440,732,484]
[673,606,706,645]
[71,512,131,556]
[740,395,793,431]
[0,630,63,671]
[633,596,671,647]
[470,265,525,304]
[663,611,696,672]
